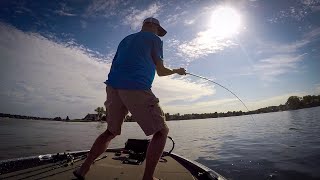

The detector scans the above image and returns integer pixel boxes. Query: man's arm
[154,56,186,76]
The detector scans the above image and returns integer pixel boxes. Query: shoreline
[1,106,319,122]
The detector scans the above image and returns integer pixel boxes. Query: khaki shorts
[104,86,166,136]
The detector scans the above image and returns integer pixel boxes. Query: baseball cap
[143,17,167,37]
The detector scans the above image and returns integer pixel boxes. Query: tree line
[1,95,319,121]
[124,95,320,121]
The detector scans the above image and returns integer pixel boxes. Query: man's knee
[157,125,169,136]
[102,130,117,140]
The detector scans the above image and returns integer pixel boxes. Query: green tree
[95,107,106,120]
[285,96,302,110]
[302,95,313,106]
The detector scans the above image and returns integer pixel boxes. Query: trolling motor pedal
[122,139,150,165]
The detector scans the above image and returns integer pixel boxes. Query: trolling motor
[122,136,175,165]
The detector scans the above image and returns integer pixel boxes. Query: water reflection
[0,107,319,179]
[95,121,106,130]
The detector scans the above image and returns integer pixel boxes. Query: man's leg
[76,130,116,176]
[142,125,169,180]
[117,89,167,180]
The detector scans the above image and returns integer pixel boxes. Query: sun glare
[209,7,241,38]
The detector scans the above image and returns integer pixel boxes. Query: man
[73,17,186,180]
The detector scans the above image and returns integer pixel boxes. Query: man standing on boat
[74,17,186,180]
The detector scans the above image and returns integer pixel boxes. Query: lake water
[1,107,320,179]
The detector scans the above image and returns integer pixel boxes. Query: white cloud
[15,5,32,14]
[55,10,76,17]
[167,4,244,60]
[85,0,127,17]
[246,26,320,81]
[55,3,77,17]
[248,92,309,109]
[268,0,320,23]
[0,23,108,119]
[0,23,215,118]
[256,40,309,55]
[253,54,305,81]
[184,19,195,25]
[80,20,87,29]
[153,76,215,105]
[167,92,311,115]
[166,98,239,114]
[303,26,320,40]
[105,51,116,63]
[177,29,236,59]
[301,0,320,12]
[164,11,188,26]
[124,3,161,30]
[315,84,320,94]
[85,0,162,26]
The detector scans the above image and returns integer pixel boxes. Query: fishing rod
[186,72,255,123]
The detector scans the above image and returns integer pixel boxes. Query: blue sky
[0,0,319,119]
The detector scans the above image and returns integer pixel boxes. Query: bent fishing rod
[186,72,255,123]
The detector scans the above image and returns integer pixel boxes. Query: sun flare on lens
[209,6,241,38]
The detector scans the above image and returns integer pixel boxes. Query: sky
[0,0,319,119]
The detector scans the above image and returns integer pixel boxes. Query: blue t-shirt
[105,31,163,90]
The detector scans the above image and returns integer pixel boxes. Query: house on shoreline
[82,114,99,121]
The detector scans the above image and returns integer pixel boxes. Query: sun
[209,6,241,38]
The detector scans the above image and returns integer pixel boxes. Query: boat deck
[1,151,196,180]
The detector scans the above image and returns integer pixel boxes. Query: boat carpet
[0,151,196,180]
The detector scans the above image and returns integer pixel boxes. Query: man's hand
[173,68,186,75]
[155,59,186,76]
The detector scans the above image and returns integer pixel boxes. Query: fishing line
[186,72,255,124]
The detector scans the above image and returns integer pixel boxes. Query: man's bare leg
[76,130,116,177]
[142,126,169,180]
